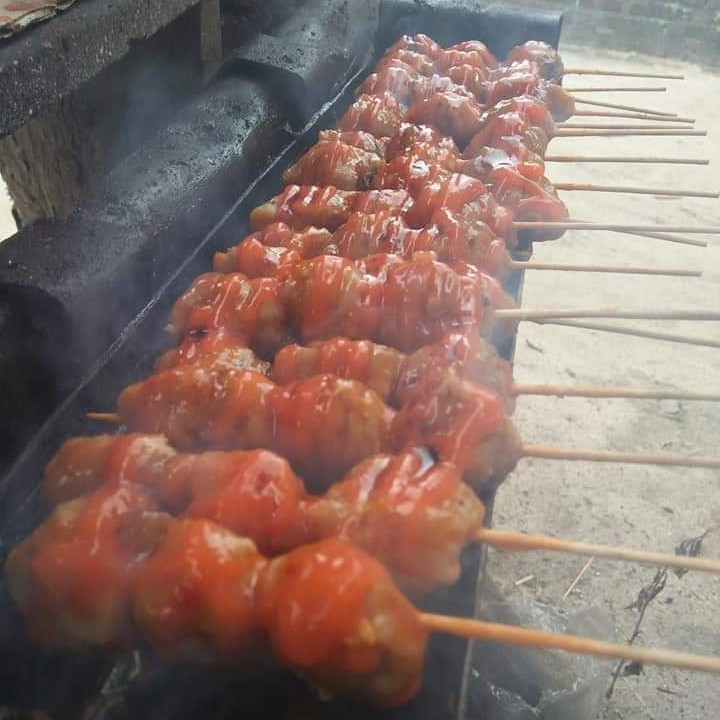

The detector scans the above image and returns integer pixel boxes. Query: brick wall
[500,0,720,64]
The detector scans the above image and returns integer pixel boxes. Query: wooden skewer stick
[620,229,708,247]
[553,183,719,199]
[565,86,667,92]
[558,123,693,131]
[572,110,695,123]
[420,613,720,674]
[615,230,706,248]
[522,444,720,469]
[476,528,720,574]
[87,412,121,423]
[563,69,684,80]
[531,319,720,350]
[512,261,700,277]
[513,221,720,234]
[513,384,720,401]
[572,97,677,116]
[86,385,720,429]
[495,308,720,322]
[554,129,707,138]
[545,155,709,166]
[515,222,707,247]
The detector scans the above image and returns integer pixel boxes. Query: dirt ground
[488,46,720,720]
[0,42,718,720]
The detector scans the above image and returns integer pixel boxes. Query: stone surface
[0,0,205,138]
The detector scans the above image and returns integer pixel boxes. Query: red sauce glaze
[385,123,458,160]
[378,256,491,350]
[317,129,389,157]
[460,194,516,245]
[337,93,404,137]
[415,207,512,276]
[179,275,290,359]
[376,50,436,77]
[405,173,487,228]
[446,63,488,96]
[329,449,460,523]
[313,449,484,592]
[405,91,485,146]
[183,450,309,555]
[281,255,380,342]
[258,539,383,665]
[392,379,507,469]
[311,207,510,279]
[272,338,404,405]
[360,50,488,105]
[442,41,497,69]
[214,224,336,277]
[399,139,463,170]
[373,156,449,195]
[256,223,333,254]
[103,434,176,491]
[352,188,414,217]
[464,143,546,184]
[480,66,546,107]
[204,370,278,450]
[485,167,569,223]
[463,112,549,160]
[23,483,156,647]
[333,212,416,258]
[480,95,556,136]
[359,66,416,104]
[355,252,411,278]
[257,537,415,666]
[167,272,247,340]
[409,75,475,104]
[133,518,266,657]
[41,435,177,507]
[227,238,303,279]
[250,185,359,231]
[505,41,564,81]
[124,364,393,484]
[393,331,513,410]
[273,338,371,385]
[283,255,490,351]
[170,253,516,355]
[250,186,412,232]
[155,328,270,373]
[435,46,495,73]
[382,34,442,60]
[283,140,382,191]
[270,374,394,486]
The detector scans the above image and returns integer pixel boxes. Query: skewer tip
[418,613,720,674]
[86,412,121,424]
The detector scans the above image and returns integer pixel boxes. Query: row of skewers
[6,35,720,711]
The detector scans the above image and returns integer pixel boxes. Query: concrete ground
[0,42,718,720]
[489,46,720,720]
